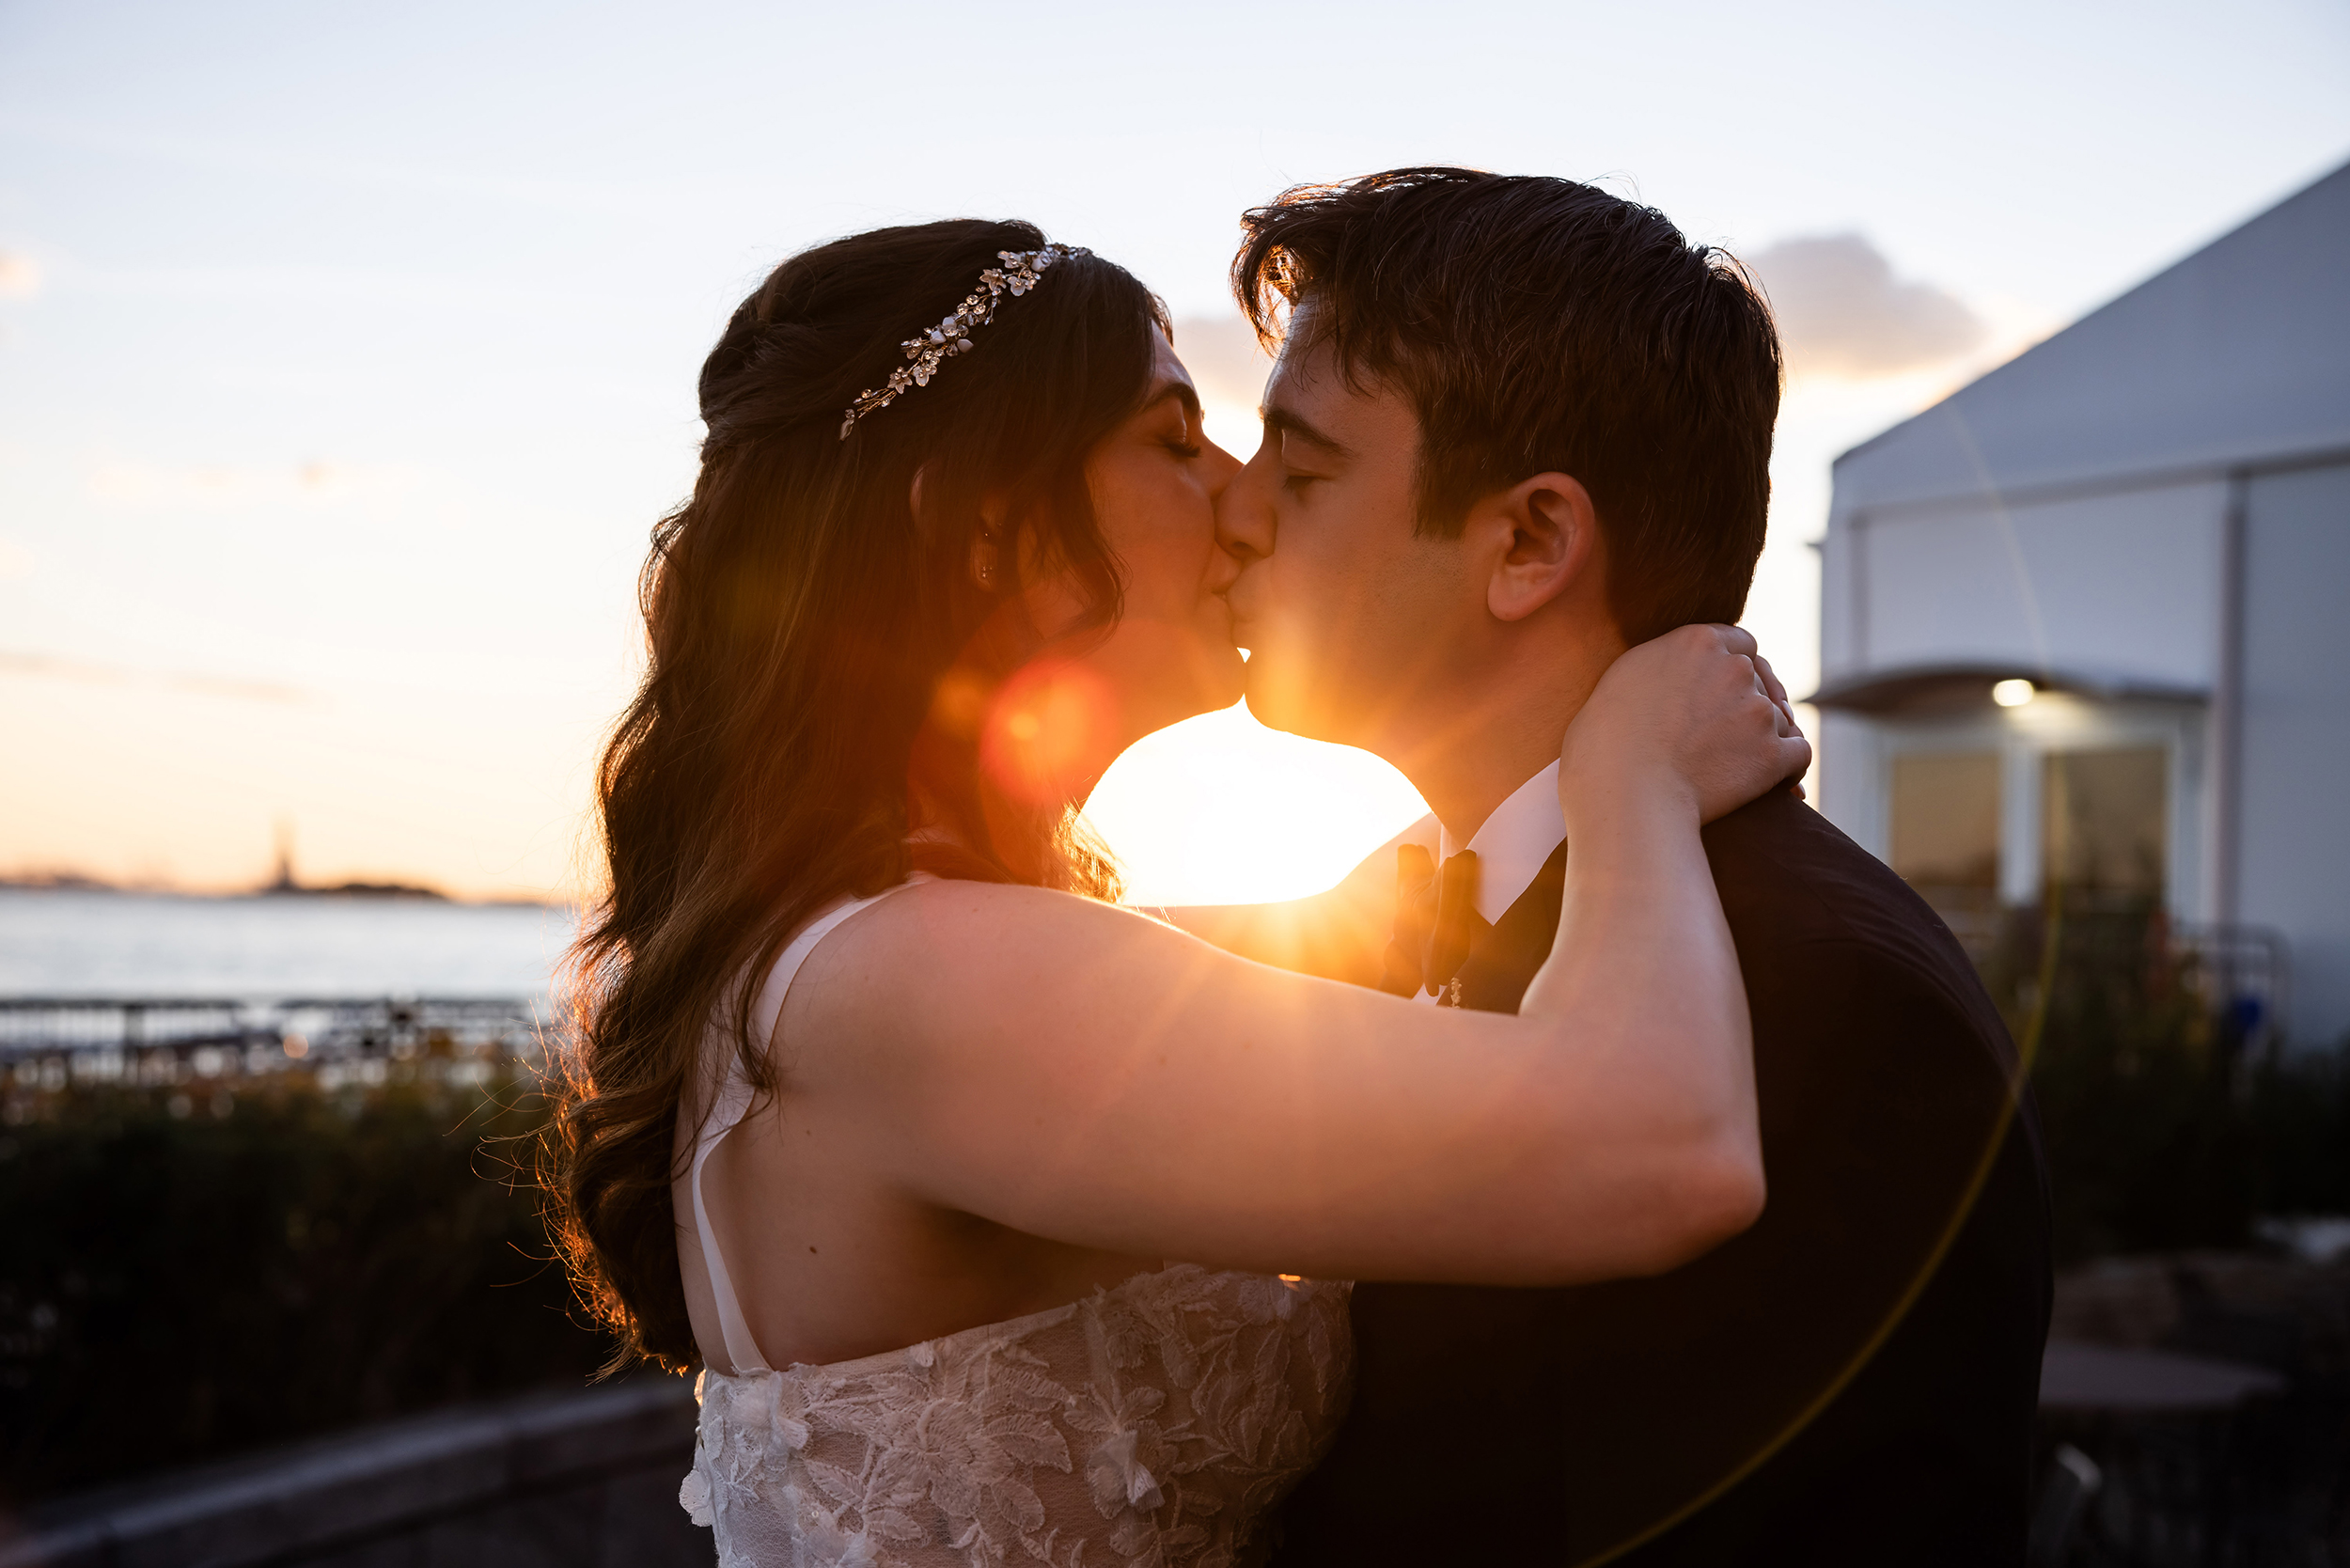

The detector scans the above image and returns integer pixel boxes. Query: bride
[545,219,1809,1568]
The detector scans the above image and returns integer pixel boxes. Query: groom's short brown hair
[1233,167,1782,644]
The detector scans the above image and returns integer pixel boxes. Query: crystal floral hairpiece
[838,244,1089,439]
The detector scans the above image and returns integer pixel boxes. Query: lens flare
[980,659,1120,807]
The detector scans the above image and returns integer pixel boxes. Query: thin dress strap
[690,875,932,1374]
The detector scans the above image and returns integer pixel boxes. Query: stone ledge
[4,1378,699,1568]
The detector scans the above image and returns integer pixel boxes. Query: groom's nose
[1201,436,1244,505]
[1215,447,1277,569]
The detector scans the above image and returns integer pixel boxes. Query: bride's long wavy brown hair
[546,220,1167,1372]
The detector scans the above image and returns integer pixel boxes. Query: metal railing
[0,996,544,1090]
[1904,896,2296,1051]
[2170,921,2292,1053]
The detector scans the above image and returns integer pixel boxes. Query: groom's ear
[1475,471,1601,624]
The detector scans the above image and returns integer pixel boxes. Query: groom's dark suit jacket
[1273,791,2053,1566]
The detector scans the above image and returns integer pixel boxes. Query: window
[2044,746,2167,902]
[1889,750,2004,950]
[1890,751,2003,891]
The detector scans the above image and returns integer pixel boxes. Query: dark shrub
[1979,900,2350,1265]
[0,1074,613,1504]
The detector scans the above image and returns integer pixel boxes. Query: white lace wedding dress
[678,880,1355,1568]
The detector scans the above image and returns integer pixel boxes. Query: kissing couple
[548,168,2052,1567]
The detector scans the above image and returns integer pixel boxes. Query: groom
[1201,170,2052,1564]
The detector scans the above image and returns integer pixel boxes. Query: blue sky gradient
[3,0,2345,897]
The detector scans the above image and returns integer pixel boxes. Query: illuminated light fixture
[1992,678,2037,708]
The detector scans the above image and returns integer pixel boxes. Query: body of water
[0,890,578,999]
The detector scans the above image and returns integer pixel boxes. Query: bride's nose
[1200,441,1246,591]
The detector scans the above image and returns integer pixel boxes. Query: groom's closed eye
[1279,446,1333,494]
[1263,406,1347,483]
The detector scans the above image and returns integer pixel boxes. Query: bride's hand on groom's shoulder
[1561,624,1812,828]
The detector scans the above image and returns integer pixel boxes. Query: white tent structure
[1815,160,2350,1049]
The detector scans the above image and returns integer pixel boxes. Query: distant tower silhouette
[269,816,300,893]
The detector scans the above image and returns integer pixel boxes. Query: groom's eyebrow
[1262,403,1350,461]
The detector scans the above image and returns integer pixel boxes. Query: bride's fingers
[1741,650,1802,735]
[1697,625,1796,728]
[1708,623,1759,659]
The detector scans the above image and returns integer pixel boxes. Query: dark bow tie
[1379,845,1490,1004]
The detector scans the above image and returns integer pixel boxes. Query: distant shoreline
[0,879,557,910]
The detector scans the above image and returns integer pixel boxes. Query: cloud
[0,251,41,300]
[1171,315,1274,412]
[1743,234,1985,380]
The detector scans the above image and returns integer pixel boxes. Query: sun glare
[1082,701,1430,908]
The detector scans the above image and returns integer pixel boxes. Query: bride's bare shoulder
[867,878,1181,943]
[783,879,1216,1042]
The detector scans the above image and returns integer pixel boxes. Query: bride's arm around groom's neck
[1151,812,1440,985]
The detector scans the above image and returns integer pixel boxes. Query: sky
[2,0,2346,903]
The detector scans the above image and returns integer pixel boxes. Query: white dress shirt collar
[1438,758,1566,927]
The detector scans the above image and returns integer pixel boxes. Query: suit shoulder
[1706,794,1937,950]
[1703,792,2009,1041]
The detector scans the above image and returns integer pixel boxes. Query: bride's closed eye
[1158,408,1203,462]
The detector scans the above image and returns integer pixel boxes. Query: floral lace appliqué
[684,1266,1352,1568]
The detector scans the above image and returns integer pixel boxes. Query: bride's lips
[1209,594,1241,648]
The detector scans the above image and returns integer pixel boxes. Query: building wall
[1814,164,2350,1050]
[1828,478,2225,687]
[1816,475,2225,930]
[1816,711,1882,853]
[2238,462,2350,1047]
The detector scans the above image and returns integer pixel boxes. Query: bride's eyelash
[1164,437,1203,460]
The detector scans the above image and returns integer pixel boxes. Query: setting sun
[1082,699,1429,908]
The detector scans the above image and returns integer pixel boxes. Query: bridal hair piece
[838,244,1089,439]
